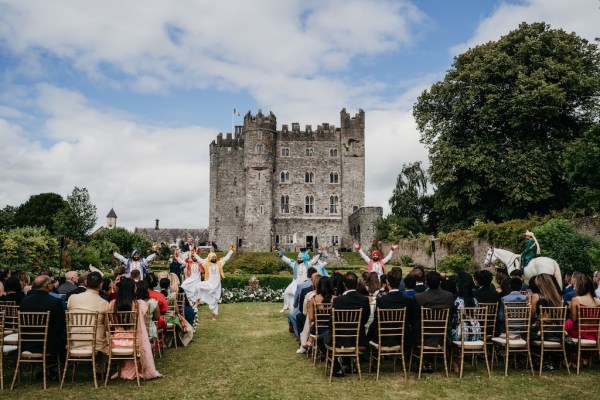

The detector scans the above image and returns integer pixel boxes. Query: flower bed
[221,287,284,304]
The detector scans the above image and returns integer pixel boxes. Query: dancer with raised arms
[195,245,234,320]
[354,243,397,278]
[279,250,311,314]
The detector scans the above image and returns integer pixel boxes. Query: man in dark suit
[473,270,501,304]
[414,271,455,372]
[20,275,67,361]
[65,273,87,301]
[367,267,416,346]
[290,267,317,339]
[411,266,427,293]
[318,272,370,377]
[57,270,78,295]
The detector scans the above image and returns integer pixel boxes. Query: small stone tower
[107,208,117,229]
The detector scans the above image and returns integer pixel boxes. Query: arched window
[306,148,314,156]
[256,144,264,154]
[280,171,289,183]
[329,196,339,214]
[305,171,314,183]
[305,195,314,214]
[329,172,339,184]
[280,195,290,214]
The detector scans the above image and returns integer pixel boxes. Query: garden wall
[388,237,491,269]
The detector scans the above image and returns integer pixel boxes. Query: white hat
[89,265,104,277]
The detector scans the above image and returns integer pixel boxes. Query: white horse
[483,247,563,289]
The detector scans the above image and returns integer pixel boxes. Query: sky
[0,0,598,231]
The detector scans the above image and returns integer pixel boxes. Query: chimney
[155,219,159,230]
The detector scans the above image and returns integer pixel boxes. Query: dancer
[196,245,234,320]
[178,248,206,305]
[354,243,397,278]
[310,249,330,277]
[279,250,311,314]
[111,248,157,278]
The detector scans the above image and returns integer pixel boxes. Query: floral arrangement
[221,287,284,304]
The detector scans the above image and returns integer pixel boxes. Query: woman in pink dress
[108,277,162,381]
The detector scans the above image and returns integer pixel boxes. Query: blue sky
[0,0,598,230]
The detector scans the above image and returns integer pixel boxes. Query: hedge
[221,274,293,290]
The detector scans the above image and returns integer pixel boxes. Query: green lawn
[5,302,599,399]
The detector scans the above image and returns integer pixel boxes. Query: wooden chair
[1,305,19,345]
[368,308,407,380]
[165,297,178,349]
[0,301,16,306]
[491,304,533,376]
[105,311,140,387]
[145,307,164,358]
[479,303,498,362]
[452,306,490,378]
[310,303,332,366]
[572,305,600,375]
[10,311,52,390]
[410,308,450,379]
[61,311,100,389]
[532,306,569,376]
[177,292,186,318]
[324,308,363,382]
[1,311,18,390]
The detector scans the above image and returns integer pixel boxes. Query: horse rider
[521,230,540,269]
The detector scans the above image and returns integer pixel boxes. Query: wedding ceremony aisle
[7,302,600,399]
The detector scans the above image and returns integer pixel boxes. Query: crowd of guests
[0,265,196,385]
[285,264,600,377]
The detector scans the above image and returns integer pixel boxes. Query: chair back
[421,308,450,346]
[479,302,498,338]
[503,304,531,338]
[177,292,186,315]
[576,306,600,342]
[17,311,51,355]
[0,300,16,306]
[106,311,139,352]
[313,303,332,336]
[457,306,487,343]
[331,308,362,349]
[0,304,19,334]
[0,311,5,345]
[376,308,406,348]
[65,311,99,352]
[538,306,567,343]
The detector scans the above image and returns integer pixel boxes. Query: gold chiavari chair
[310,302,332,366]
[572,305,600,375]
[532,306,569,376]
[61,311,100,388]
[452,306,490,378]
[105,311,140,387]
[368,308,408,380]
[324,308,363,382]
[491,304,533,376]
[0,311,18,390]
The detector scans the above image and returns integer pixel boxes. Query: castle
[208,108,382,252]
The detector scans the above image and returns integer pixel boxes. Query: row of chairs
[0,293,189,390]
[308,302,600,382]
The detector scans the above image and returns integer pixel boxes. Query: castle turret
[107,208,117,229]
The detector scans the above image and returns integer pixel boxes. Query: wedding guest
[3,276,25,304]
[473,270,501,304]
[66,273,87,301]
[564,272,581,305]
[411,266,427,293]
[403,275,417,298]
[58,271,78,295]
[297,273,322,353]
[498,278,528,329]
[566,274,600,339]
[136,280,163,342]
[365,271,382,297]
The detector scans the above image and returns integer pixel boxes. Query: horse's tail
[553,261,563,290]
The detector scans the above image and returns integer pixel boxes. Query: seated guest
[414,271,455,372]
[318,272,370,377]
[403,275,417,298]
[58,271,78,295]
[20,275,66,358]
[170,272,196,326]
[100,277,112,302]
[367,267,416,346]
[473,270,501,304]
[130,269,142,282]
[136,280,164,343]
[19,272,32,295]
[411,266,427,293]
[290,267,318,339]
[297,273,322,353]
[145,273,168,314]
[161,276,194,346]
[441,275,458,297]
[498,278,528,328]
[66,271,109,353]
[495,267,510,296]
[66,273,87,301]
[566,274,600,339]
[563,272,574,295]
[530,273,562,320]
[510,269,529,291]
[365,272,382,298]
[564,271,580,306]
[3,276,25,304]
[379,275,390,296]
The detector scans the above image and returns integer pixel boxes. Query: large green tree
[414,22,600,229]
[54,187,98,241]
[0,205,17,230]
[13,193,66,234]
[564,125,600,214]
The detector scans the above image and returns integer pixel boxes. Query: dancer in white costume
[196,245,234,320]
[354,243,398,278]
[279,250,311,314]
[309,249,330,277]
[177,248,206,305]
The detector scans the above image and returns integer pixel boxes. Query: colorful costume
[280,251,311,313]
[195,249,234,317]
[178,251,205,304]
[309,252,330,277]
[357,246,394,277]
[112,249,156,277]
[521,230,540,269]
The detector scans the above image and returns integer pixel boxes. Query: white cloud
[0,84,216,230]
[451,0,600,55]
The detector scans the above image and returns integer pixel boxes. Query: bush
[221,287,284,304]
[438,254,479,274]
[471,217,546,252]
[0,226,59,273]
[534,218,600,275]
[221,274,293,290]
[225,253,289,275]
[398,255,414,267]
[439,230,476,256]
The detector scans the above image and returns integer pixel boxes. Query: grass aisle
[7,302,600,399]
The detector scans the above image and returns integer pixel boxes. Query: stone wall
[573,216,600,238]
[349,207,383,250]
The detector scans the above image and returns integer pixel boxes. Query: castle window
[280,171,289,183]
[258,132,263,140]
[305,148,313,157]
[329,172,339,184]
[235,206,239,216]
[329,196,339,214]
[260,205,264,214]
[284,234,294,244]
[353,205,359,213]
[331,235,339,245]
[329,148,338,157]
[256,144,264,154]
[305,171,314,183]
[305,195,314,214]
[233,177,237,186]
[258,172,261,180]
[281,147,290,157]
[280,195,290,214]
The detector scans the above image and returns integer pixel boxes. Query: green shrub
[438,254,478,274]
[0,226,59,273]
[225,252,287,274]
[221,274,293,290]
[471,217,546,252]
[439,230,476,256]
[398,255,414,267]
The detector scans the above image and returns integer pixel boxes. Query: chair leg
[459,347,465,379]
[562,348,570,375]
[443,346,449,378]
[418,347,424,379]
[401,352,407,380]
[60,359,68,389]
[504,348,509,377]
[133,356,141,387]
[356,352,362,381]
[483,347,491,378]
[104,357,112,386]
[539,348,544,377]
[92,354,98,389]
[376,351,381,381]
[10,356,20,390]
[527,350,534,375]
[328,351,334,383]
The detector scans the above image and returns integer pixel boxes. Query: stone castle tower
[209,108,379,252]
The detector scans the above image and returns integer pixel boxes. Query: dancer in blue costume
[279,250,311,314]
[309,249,330,277]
